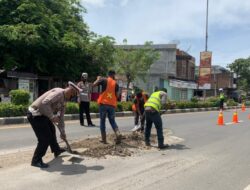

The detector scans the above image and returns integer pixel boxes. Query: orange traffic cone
[242,103,246,112]
[217,111,224,126]
[248,114,250,119]
[232,109,239,123]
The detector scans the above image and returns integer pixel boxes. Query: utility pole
[203,0,209,99]
[205,0,209,52]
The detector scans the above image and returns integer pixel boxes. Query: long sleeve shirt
[29,88,66,134]
[77,81,91,102]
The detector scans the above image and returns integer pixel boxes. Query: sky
[80,0,250,68]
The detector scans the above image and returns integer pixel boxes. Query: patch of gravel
[70,131,161,158]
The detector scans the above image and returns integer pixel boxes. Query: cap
[108,70,116,76]
[82,72,88,78]
[68,81,82,93]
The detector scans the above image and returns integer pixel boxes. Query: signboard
[198,51,212,89]
[18,79,34,102]
[18,79,29,91]
[121,89,127,102]
[169,80,197,89]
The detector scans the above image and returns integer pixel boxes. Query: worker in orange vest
[131,90,146,132]
[93,70,122,144]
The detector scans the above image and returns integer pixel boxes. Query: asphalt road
[1,109,250,190]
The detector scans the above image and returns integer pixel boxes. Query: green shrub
[0,103,28,117]
[119,101,133,111]
[205,96,220,106]
[176,101,197,109]
[227,99,238,106]
[9,90,30,105]
[64,101,134,114]
[245,101,250,106]
[90,102,99,113]
[65,102,79,114]
[241,95,246,101]
[116,102,123,112]
[165,101,176,110]
[191,97,198,103]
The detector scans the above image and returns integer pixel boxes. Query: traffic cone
[248,114,250,119]
[242,103,246,112]
[232,109,239,123]
[217,111,224,126]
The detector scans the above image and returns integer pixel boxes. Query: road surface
[1,109,250,190]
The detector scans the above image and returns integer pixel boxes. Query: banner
[198,51,212,89]
[121,89,127,102]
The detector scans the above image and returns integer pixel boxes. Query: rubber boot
[114,128,122,144]
[100,132,107,144]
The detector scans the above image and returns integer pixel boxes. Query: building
[195,65,236,97]
[0,70,69,102]
[210,65,235,96]
[130,44,197,101]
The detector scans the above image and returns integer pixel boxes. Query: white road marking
[225,120,244,125]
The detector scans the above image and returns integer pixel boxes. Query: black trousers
[27,113,60,163]
[220,99,224,110]
[79,101,92,125]
[134,110,145,128]
[145,111,164,147]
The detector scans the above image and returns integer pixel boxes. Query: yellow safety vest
[144,91,161,112]
[220,93,225,100]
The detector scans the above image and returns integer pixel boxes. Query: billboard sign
[198,51,212,89]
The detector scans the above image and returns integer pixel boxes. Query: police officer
[144,88,168,149]
[219,88,225,110]
[77,72,95,127]
[27,82,81,168]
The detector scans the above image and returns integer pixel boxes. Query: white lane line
[225,120,244,125]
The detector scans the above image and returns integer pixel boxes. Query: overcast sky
[81,0,250,67]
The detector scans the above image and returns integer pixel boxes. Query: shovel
[55,123,82,158]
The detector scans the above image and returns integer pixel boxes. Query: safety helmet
[219,88,223,91]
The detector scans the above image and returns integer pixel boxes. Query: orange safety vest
[142,93,148,102]
[97,77,117,107]
[132,97,140,112]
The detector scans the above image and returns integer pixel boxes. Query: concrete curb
[0,106,243,126]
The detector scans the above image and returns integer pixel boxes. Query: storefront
[164,79,197,101]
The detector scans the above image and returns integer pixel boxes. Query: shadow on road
[44,157,104,175]
[168,144,190,150]
[151,144,190,151]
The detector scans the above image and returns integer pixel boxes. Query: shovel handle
[64,139,73,154]
[54,122,73,153]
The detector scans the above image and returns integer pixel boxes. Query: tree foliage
[228,57,250,92]
[114,40,160,91]
[0,0,116,80]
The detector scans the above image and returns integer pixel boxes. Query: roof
[116,44,177,50]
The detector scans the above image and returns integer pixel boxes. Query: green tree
[114,40,159,100]
[228,57,250,92]
[85,34,116,79]
[0,0,115,80]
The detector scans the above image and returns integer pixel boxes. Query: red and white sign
[198,51,212,89]
[121,89,127,102]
